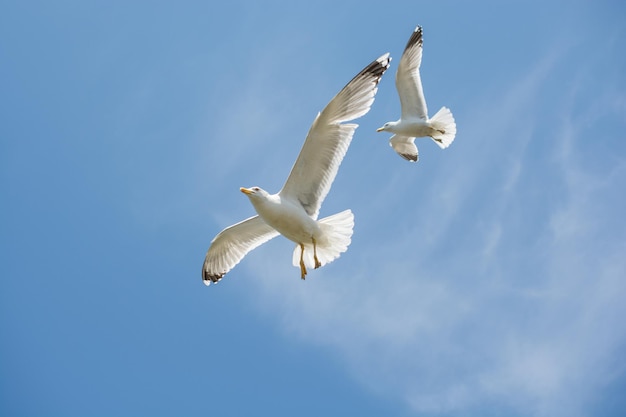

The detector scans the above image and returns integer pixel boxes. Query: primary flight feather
[202,53,391,285]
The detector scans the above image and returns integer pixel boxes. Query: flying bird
[377,26,456,162]
[202,53,391,285]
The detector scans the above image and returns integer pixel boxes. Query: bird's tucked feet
[299,243,307,280]
[312,237,322,269]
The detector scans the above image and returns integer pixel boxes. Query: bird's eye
[253,187,260,191]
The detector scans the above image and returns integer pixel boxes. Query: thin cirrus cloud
[233,35,626,416]
[2,2,624,416]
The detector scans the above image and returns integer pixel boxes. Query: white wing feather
[389,134,419,162]
[279,53,391,219]
[396,26,428,121]
[202,216,279,285]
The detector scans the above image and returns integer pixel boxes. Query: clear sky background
[1,1,625,416]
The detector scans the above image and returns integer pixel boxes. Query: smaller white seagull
[202,53,391,285]
[377,25,456,162]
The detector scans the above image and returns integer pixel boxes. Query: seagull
[202,53,391,285]
[377,26,456,162]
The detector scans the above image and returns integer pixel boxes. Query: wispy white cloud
[236,33,626,416]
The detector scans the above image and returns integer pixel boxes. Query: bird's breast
[253,198,319,244]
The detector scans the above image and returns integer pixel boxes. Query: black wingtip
[400,153,419,162]
[404,25,423,52]
[202,269,224,286]
[364,53,392,86]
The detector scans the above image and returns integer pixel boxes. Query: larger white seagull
[202,53,391,285]
[377,26,456,162]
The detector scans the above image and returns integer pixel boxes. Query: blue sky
[1,1,625,416]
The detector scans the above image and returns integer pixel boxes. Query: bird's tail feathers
[292,209,354,270]
[430,107,456,149]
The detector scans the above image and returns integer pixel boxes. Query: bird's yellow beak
[240,187,253,195]
[376,127,385,132]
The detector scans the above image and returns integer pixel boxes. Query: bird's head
[376,122,392,132]
[240,186,268,200]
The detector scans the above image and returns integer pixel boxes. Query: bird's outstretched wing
[396,26,428,121]
[202,215,279,285]
[389,134,419,162]
[279,53,391,219]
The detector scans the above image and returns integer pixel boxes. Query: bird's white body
[381,118,440,138]
[242,187,354,274]
[377,26,456,162]
[246,190,322,244]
